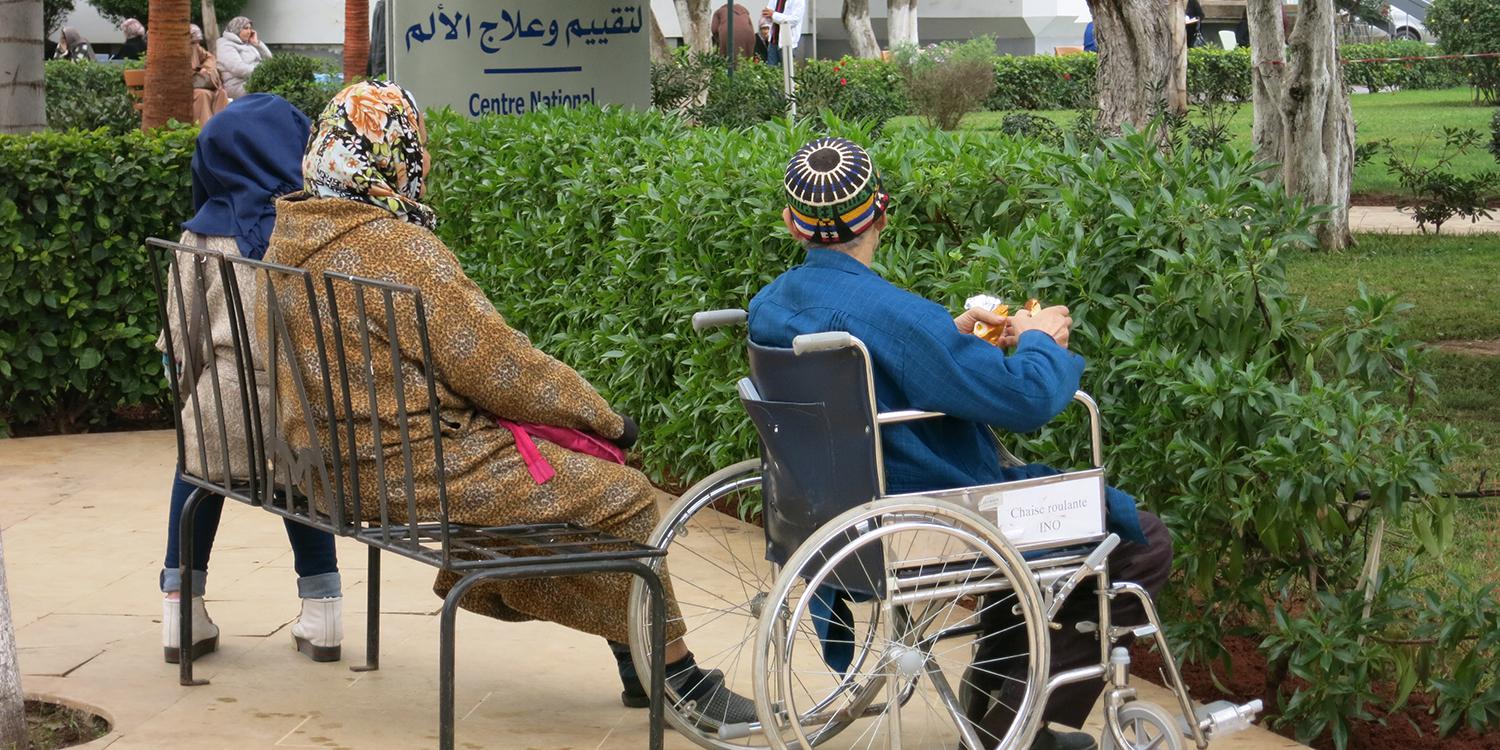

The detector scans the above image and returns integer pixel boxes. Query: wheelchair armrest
[791,331,853,354]
[691,308,748,332]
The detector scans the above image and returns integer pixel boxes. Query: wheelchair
[628,310,1262,750]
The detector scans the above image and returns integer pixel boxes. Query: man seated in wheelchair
[748,138,1175,750]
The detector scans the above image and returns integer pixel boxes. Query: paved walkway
[1351,205,1500,235]
[0,432,1304,749]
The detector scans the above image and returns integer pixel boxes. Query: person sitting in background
[748,137,1174,750]
[119,18,146,60]
[1083,21,1097,53]
[53,28,95,62]
[217,16,272,99]
[265,80,758,724]
[158,94,343,666]
[190,24,230,124]
[712,2,757,60]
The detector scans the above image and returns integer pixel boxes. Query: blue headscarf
[182,94,311,260]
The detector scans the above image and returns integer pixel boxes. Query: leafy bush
[1385,127,1500,233]
[651,48,716,110]
[988,52,1096,111]
[44,0,73,35]
[246,54,342,119]
[0,126,196,435]
[89,0,247,26]
[893,38,998,130]
[1186,47,1251,102]
[996,112,1065,146]
[795,56,910,132]
[43,60,141,134]
[694,59,789,128]
[1491,109,1500,161]
[1426,0,1500,104]
[1342,40,1464,92]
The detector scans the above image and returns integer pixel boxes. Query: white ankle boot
[162,596,219,664]
[291,596,343,662]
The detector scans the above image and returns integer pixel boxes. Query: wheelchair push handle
[691,309,748,332]
[1072,391,1104,469]
[792,331,854,355]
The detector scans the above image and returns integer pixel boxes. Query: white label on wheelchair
[976,468,1107,550]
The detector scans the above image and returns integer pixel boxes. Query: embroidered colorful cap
[784,137,890,245]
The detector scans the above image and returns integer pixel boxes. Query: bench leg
[351,546,381,673]
[178,486,212,687]
[436,560,669,750]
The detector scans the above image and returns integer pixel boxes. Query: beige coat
[264,195,684,643]
[158,231,269,484]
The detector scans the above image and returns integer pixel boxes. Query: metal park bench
[149,237,668,750]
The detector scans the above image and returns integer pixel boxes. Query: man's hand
[761,8,774,19]
[954,307,1018,348]
[1009,305,1073,348]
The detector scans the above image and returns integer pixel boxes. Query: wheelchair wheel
[1101,701,1186,750]
[628,459,851,749]
[754,499,1049,750]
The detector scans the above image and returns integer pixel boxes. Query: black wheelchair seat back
[743,338,889,598]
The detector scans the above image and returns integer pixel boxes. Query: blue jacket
[748,248,1144,543]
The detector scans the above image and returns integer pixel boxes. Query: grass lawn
[892,88,1500,198]
[1285,234,1500,585]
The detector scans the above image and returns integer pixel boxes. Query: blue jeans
[767,44,784,67]
[161,473,341,598]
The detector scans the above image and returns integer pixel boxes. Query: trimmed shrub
[988,52,1096,111]
[1343,40,1463,92]
[0,126,196,435]
[893,38,998,130]
[246,53,342,119]
[1186,47,1251,102]
[43,60,140,134]
[1426,0,1500,103]
[1491,109,1500,161]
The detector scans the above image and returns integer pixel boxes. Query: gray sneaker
[673,668,759,728]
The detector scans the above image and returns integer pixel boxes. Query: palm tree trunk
[344,0,369,82]
[144,0,193,129]
[0,0,48,134]
[0,530,24,750]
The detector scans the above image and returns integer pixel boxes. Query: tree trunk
[0,0,48,134]
[649,7,670,63]
[200,0,218,48]
[1086,0,1181,132]
[674,0,712,53]
[344,0,369,82]
[842,0,880,58]
[143,0,192,129]
[1247,0,1352,250]
[0,530,24,750]
[887,0,918,48]
[1168,0,1187,114]
[1246,0,1285,165]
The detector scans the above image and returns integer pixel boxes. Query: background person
[761,0,805,67]
[158,94,343,666]
[53,28,95,62]
[712,2,757,60]
[217,16,272,99]
[119,18,146,60]
[190,24,229,124]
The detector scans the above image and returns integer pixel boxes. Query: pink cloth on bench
[494,419,627,485]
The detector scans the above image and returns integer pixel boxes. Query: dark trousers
[162,473,339,595]
[969,511,1174,738]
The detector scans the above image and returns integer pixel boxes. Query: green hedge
[0,126,196,435]
[246,54,343,120]
[1343,40,1465,93]
[44,60,141,134]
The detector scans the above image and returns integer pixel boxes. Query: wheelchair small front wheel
[754,499,1050,750]
[1101,701,1186,750]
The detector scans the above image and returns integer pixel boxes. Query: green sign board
[388,0,651,117]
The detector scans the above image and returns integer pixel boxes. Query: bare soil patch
[20,699,110,749]
[1433,339,1500,357]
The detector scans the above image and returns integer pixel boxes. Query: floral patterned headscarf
[302,81,436,229]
